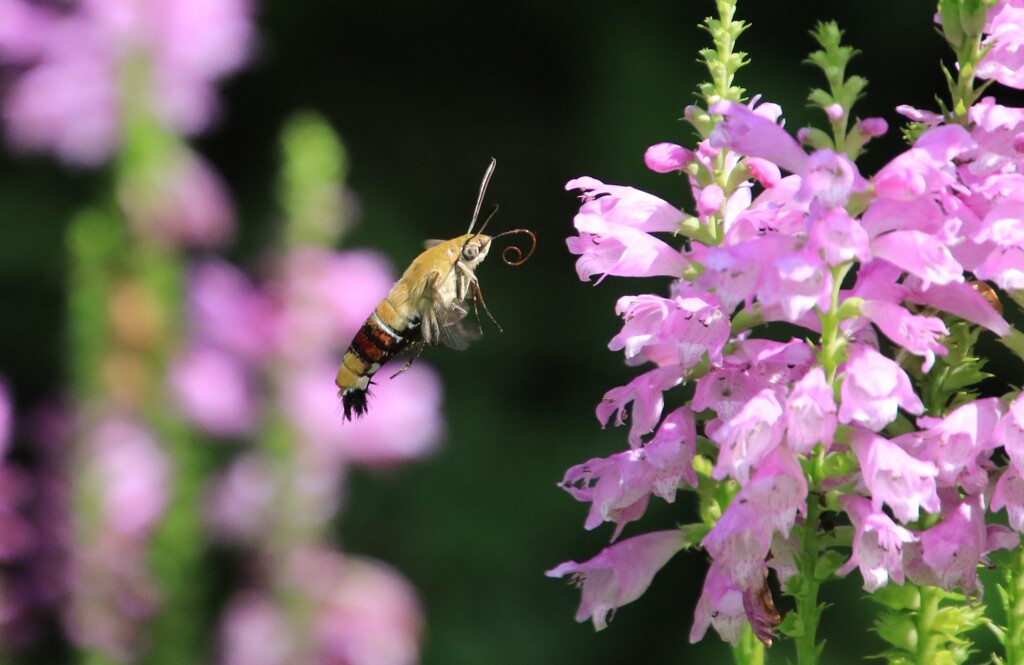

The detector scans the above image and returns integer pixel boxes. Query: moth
[335,158,535,420]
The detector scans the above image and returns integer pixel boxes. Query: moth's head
[457,232,491,268]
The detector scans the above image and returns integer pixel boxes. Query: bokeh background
[0,1,994,663]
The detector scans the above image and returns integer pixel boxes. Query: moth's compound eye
[462,244,480,261]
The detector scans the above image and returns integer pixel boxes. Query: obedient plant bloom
[546,530,685,630]
[552,2,1024,652]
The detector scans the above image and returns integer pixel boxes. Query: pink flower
[784,367,837,454]
[300,553,424,665]
[219,592,292,665]
[838,344,924,432]
[849,428,940,524]
[566,177,687,232]
[702,497,772,591]
[993,463,1024,531]
[871,124,975,201]
[0,0,253,164]
[0,378,11,456]
[567,213,689,283]
[809,208,871,267]
[690,561,746,645]
[168,344,256,437]
[997,392,1024,470]
[596,365,685,446]
[837,495,916,591]
[710,389,785,485]
[559,407,697,539]
[708,100,809,174]
[644,142,692,173]
[85,417,169,537]
[188,259,276,363]
[796,150,866,209]
[859,300,949,372]
[281,361,444,467]
[273,247,397,362]
[896,398,1003,494]
[907,493,1018,596]
[206,454,274,543]
[977,0,1024,89]
[546,530,684,630]
[119,150,236,248]
[608,291,728,369]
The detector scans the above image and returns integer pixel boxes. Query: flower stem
[1004,547,1024,664]
[794,492,824,665]
[914,586,943,665]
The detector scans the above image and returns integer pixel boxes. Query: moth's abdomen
[336,298,417,420]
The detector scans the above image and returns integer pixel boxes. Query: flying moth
[335,158,535,419]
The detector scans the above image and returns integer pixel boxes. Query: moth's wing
[423,239,445,250]
[419,270,480,350]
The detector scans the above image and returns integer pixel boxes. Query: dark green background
[0,1,982,663]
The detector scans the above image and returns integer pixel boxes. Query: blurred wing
[418,270,480,350]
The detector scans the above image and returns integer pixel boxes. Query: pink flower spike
[546,530,684,630]
[644,142,692,173]
[708,100,809,174]
[837,495,916,591]
[825,103,844,121]
[839,344,924,431]
[849,428,940,524]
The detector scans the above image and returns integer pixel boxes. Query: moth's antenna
[467,157,497,234]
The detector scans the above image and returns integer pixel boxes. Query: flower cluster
[549,0,1024,655]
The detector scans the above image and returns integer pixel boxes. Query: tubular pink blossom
[708,100,809,174]
[546,530,684,630]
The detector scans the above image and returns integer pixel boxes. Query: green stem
[794,491,823,665]
[914,586,943,665]
[1005,547,1024,665]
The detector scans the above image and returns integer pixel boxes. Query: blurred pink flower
[206,454,274,543]
[273,247,396,362]
[169,344,257,437]
[220,591,292,665]
[281,361,444,467]
[85,416,169,537]
[120,150,237,248]
[188,259,277,364]
[303,553,424,665]
[0,378,11,455]
[0,0,254,164]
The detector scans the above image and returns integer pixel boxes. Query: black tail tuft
[341,388,370,421]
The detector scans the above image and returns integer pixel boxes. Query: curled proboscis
[492,229,537,266]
